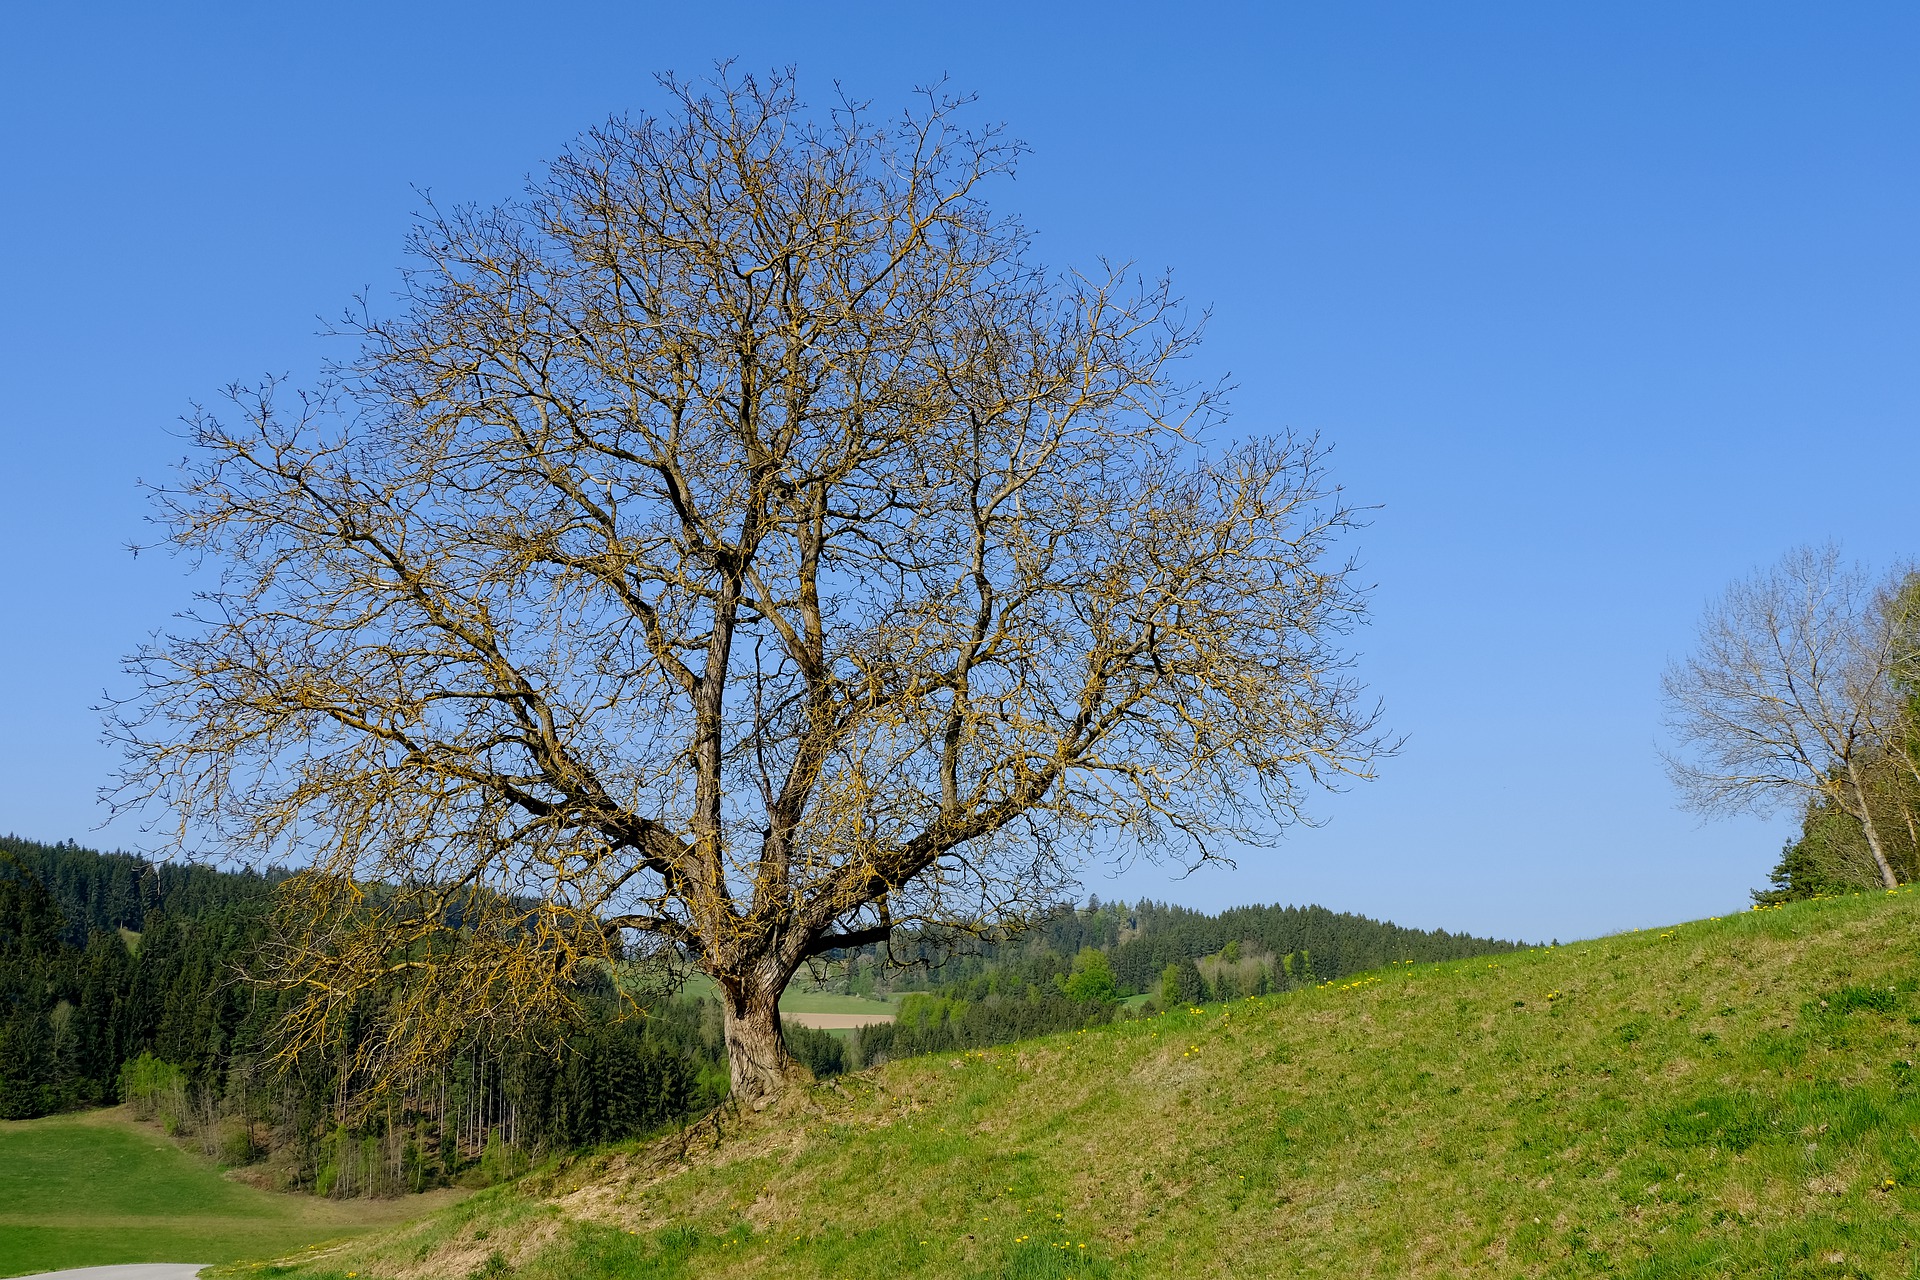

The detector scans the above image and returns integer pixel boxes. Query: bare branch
[109,66,1388,1107]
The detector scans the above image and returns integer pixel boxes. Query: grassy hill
[213,888,1920,1279]
[0,1109,455,1277]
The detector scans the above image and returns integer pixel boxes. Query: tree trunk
[1844,758,1901,889]
[717,966,805,1109]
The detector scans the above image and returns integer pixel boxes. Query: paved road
[15,1266,208,1280]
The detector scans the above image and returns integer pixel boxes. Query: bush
[1057,948,1119,1003]
[118,1053,188,1130]
[218,1124,259,1166]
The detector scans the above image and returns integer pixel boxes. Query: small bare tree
[1663,545,1908,889]
[109,69,1389,1106]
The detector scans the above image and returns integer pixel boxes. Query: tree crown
[109,69,1388,1093]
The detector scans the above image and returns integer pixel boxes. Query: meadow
[0,1110,453,1278]
[218,887,1920,1279]
[673,972,899,1029]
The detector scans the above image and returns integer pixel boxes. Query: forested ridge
[0,832,1521,1194]
[833,895,1524,1067]
[0,834,274,1116]
[0,834,725,1193]
[964,896,1524,994]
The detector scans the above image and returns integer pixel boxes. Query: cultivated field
[210,886,1920,1278]
[0,1109,452,1278]
[674,972,899,1029]
[777,1012,894,1030]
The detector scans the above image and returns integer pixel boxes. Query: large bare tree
[1663,544,1910,889]
[109,70,1388,1105]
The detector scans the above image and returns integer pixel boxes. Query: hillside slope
[0,1108,454,1277]
[234,890,1920,1279]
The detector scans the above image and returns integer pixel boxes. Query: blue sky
[2,4,1915,943]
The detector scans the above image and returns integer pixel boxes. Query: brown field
[780,1012,895,1029]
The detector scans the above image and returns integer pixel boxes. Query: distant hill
[0,834,277,1119]
[0,834,725,1166]
[814,894,1523,1005]
[0,833,272,947]
[240,889,1920,1278]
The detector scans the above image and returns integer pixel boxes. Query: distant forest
[0,832,1520,1195]
[0,834,726,1194]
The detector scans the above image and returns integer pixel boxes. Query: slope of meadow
[0,1109,452,1277]
[228,889,1920,1279]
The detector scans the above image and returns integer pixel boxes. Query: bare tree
[1663,544,1907,888]
[108,69,1389,1106]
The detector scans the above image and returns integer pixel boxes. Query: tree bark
[717,964,806,1109]
[1844,758,1901,889]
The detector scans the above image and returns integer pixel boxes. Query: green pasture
[672,971,899,1016]
[0,1111,445,1278]
[231,887,1920,1278]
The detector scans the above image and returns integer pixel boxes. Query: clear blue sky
[2,4,1915,943]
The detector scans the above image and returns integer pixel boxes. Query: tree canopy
[111,69,1388,1104]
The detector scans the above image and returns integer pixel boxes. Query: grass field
[211,888,1920,1278]
[673,970,899,1017]
[0,1110,454,1278]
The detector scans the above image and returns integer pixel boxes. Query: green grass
[216,889,1920,1279]
[0,1110,451,1277]
[772,989,899,1015]
[673,971,898,1015]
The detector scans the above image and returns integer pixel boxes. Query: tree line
[813,895,1520,1004]
[1,832,1525,1190]
[0,835,726,1192]
[785,895,1522,1069]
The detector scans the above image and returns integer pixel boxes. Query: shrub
[1057,948,1119,1004]
[479,1127,523,1184]
[119,1053,188,1131]
[218,1124,259,1166]
[469,1252,511,1280]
